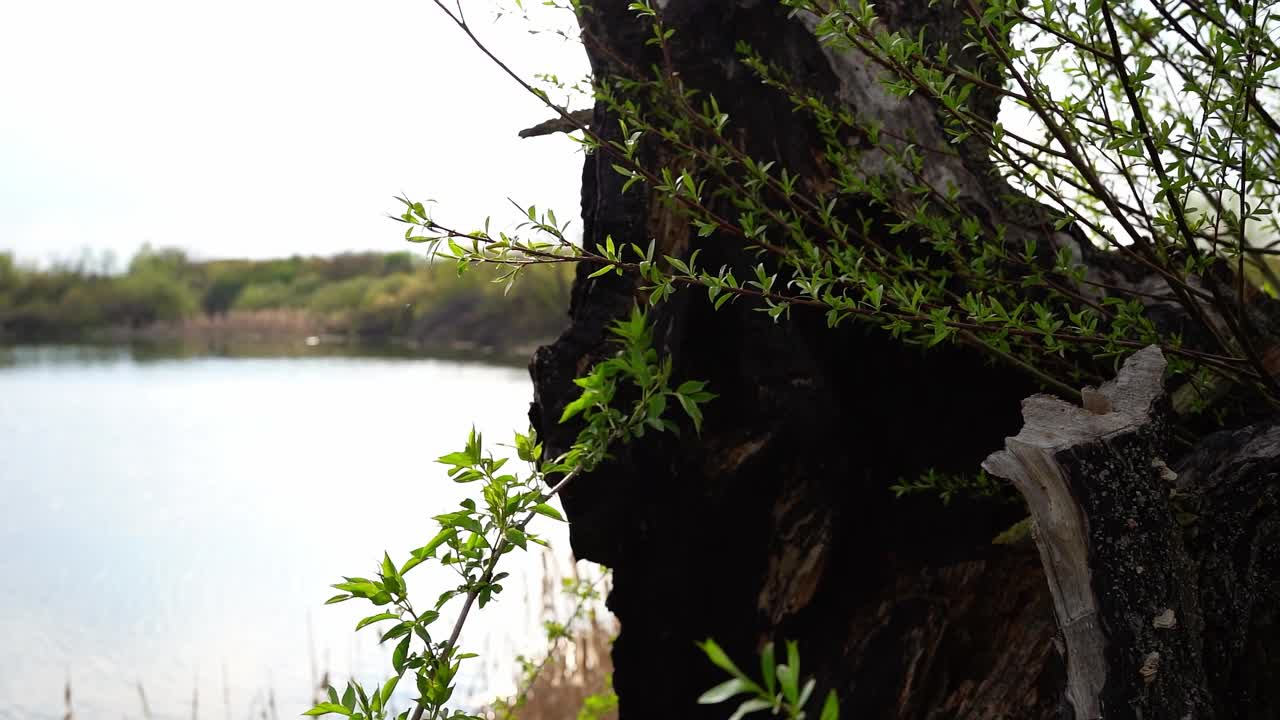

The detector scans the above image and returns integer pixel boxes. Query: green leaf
[381,552,398,582]
[504,527,528,550]
[786,640,800,685]
[698,639,743,678]
[759,642,776,696]
[697,678,750,704]
[515,431,541,462]
[436,451,473,467]
[392,635,411,674]
[675,393,705,433]
[332,580,381,598]
[355,612,399,632]
[559,395,591,423]
[797,678,816,708]
[646,392,667,421]
[380,621,413,643]
[403,529,456,574]
[449,469,485,483]
[398,555,425,576]
[587,263,617,279]
[676,379,707,395]
[303,703,354,717]
[532,503,565,522]
[380,675,401,706]
[820,690,840,720]
[776,664,796,703]
[435,512,484,535]
[729,698,772,720]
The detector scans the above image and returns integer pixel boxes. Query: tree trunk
[527,2,1280,718]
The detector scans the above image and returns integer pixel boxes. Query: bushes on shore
[0,247,571,352]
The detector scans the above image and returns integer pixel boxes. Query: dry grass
[59,664,294,719]
[482,555,619,720]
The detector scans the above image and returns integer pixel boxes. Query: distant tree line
[0,247,571,353]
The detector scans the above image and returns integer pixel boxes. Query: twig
[518,109,593,138]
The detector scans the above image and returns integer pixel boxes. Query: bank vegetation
[0,247,571,358]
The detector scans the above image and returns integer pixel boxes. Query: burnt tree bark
[524,2,1280,718]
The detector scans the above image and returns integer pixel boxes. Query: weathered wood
[984,347,1280,719]
[984,347,1211,719]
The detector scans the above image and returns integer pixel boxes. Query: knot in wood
[1153,608,1177,630]
[1139,651,1161,684]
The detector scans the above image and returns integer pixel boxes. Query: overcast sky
[0,0,590,267]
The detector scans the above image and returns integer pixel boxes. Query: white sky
[0,0,590,267]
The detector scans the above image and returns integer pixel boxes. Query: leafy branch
[408,0,1280,418]
[307,306,713,720]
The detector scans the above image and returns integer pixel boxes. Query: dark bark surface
[529,3,1058,717]
[1174,419,1280,719]
[525,2,1279,718]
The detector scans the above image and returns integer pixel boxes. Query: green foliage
[0,253,15,292]
[576,682,618,720]
[231,281,297,311]
[991,516,1035,546]
[889,468,1016,506]
[559,306,717,455]
[309,276,378,315]
[201,271,250,315]
[0,247,572,350]
[128,245,191,279]
[404,0,1280,422]
[308,307,713,720]
[696,639,839,720]
[110,271,199,326]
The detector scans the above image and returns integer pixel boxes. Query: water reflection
[0,345,562,719]
[0,343,136,368]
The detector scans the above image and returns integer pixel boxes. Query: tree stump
[986,347,1280,719]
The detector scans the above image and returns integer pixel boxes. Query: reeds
[483,555,619,720]
[137,680,153,718]
[59,669,305,719]
[63,675,72,720]
[51,555,606,720]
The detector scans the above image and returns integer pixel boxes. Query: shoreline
[0,331,552,368]
[1,250,573,366]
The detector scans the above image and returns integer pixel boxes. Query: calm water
[0,345,568,719]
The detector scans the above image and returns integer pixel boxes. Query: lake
[0,345,574,719]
